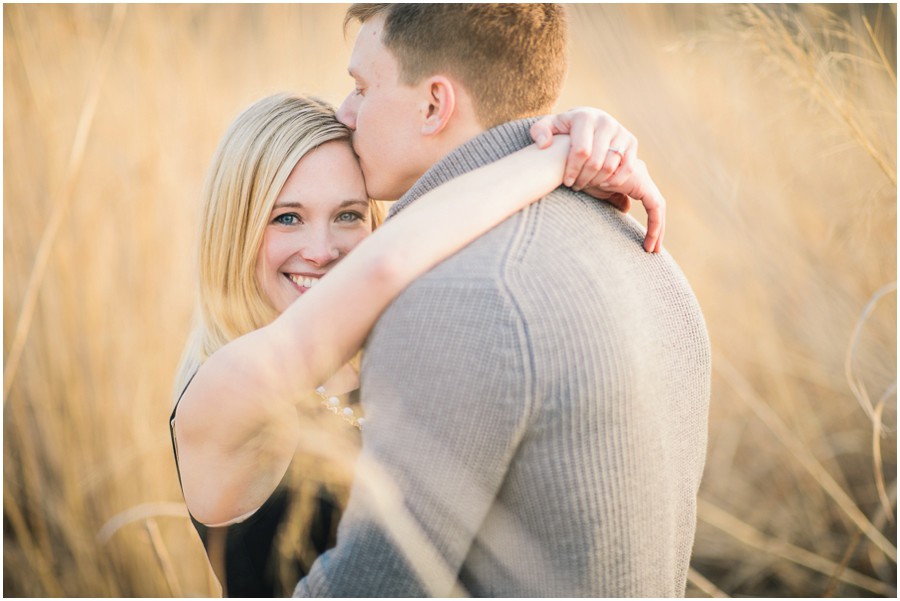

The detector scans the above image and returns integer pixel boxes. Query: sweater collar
[388,117,541,218]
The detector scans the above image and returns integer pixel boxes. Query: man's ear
[421,76,456,136]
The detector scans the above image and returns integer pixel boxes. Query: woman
[170,94,665,595]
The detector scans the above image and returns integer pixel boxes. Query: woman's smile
[285,272,324,294]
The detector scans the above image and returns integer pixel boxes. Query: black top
[169,382,340,597]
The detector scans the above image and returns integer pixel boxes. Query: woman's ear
[421,76,456,136]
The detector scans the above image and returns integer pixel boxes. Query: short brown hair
[345,3,568,128]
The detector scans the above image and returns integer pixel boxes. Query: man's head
[337,3,568,200]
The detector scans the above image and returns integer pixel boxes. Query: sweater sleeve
[293,276,533,597]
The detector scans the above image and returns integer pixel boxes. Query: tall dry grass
[3,4,896,597]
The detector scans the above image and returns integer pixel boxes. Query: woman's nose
[299,230,340,267]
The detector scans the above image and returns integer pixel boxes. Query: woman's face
[256,140,372,314]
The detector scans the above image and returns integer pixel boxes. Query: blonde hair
[174,94,384,399]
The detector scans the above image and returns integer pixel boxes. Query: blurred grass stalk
[3,5,126,405]
[3,3,897,597]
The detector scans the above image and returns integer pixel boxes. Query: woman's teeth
[289,275,320,288]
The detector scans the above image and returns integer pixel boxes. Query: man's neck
[388,117,541,219]
[403,118,486,194]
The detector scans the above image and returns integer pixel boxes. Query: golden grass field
[3,3,896,597]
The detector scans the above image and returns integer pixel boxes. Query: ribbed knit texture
[294,119,711,597]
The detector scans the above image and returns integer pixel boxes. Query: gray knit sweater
[294,119,710,597]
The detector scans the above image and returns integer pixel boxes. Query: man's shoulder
[397,187,648,290]
[379,188,650,324]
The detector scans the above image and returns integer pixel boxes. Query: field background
[3,3,896,597]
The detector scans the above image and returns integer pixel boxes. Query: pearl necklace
[315,386,364,430]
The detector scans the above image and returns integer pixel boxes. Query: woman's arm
[174,136,579,525]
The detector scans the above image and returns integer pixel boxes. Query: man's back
[295,120,710,597]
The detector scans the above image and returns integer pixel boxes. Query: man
[294,4,710,597]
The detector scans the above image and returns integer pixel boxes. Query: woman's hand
[530,108,665,254]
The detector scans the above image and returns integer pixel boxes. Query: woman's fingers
[529,109,643,196]
[601,132,633,178]
[529,115,560,149]
[588,159,666,253]
[573,129,638,192]
[563,112,597,188]
[527,111,602,188]
[630,163,665,253]
[571,128,613,191]
[643,198,665,253]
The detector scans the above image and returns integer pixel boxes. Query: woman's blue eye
[274,213,300,225]
[336,211,364,223]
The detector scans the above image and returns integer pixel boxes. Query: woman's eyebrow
[272,200,369,209]
[339,200,370,209]
[273,200,303,209]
